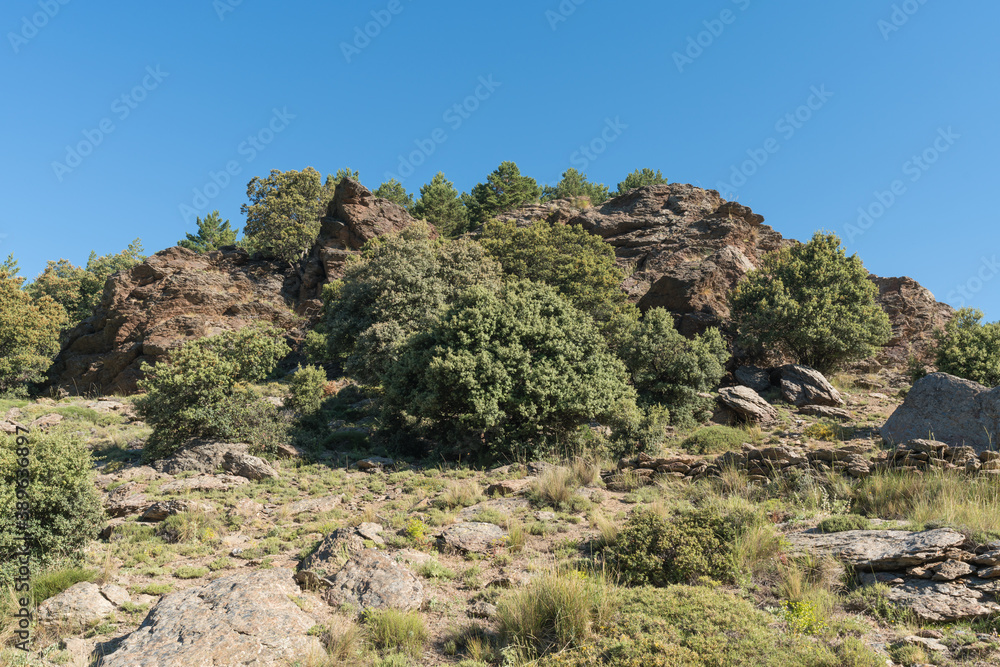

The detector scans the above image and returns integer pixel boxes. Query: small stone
[468,600,497,619]
[901,635,948,653]
[356,522,384,545]
[978,566,1000,579]
[100,584,131,607]
[930,559,976,582]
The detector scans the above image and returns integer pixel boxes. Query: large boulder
[882,373,1000,451]
[717,386,778,424]
[151,441,249,475]
[779,365,843,407]
[784,528,967,571]
[322,550,424,611]
[37,582,117,630]
[96,569,322,666]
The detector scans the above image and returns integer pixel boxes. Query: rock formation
[871,275,954,365]
[49,179,419,395]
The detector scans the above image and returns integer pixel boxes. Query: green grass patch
[679,426,750,455]
[817,514,871,533]
[31,566,97,603]
[173,566,209,579]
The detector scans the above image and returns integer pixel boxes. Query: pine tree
[178,211,239,253]
[412,172,470,237]
[541,168,610,205]
[465,161,540,225]
[373,178,415,209]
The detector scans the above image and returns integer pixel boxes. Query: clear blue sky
[3,1,998,318]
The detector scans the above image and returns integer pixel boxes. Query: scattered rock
[458,497,530,521]
[779,365,844,407]
[486,478,533,497]
[298,527,370,579]
[930,560,976,582]
[717,385,778,423]
[799,405,852,421]
[354,456,394,471]
[468,600,498,619]
[279,496,341,516]
[97,569,322,666]
[439,522,506,554]
[140,499,214,522]
[105,483,149,518]
[222,451,279,480]
[0,420,27,434]
[887,578,1000,622]
[785,528,967,571]
[159,475,249,494]
[322,550,424,612]
[899,635,949,653]
[152,441,249,475]
[29,413,64,430]
[38,582,116,630]
[100,584,131,608]
[356,522,385,545]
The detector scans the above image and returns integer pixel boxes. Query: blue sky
[2,1,998,318]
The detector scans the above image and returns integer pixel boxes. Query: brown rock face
[566,184,787,335]
[50,179,420,396]
[871,275,954,365]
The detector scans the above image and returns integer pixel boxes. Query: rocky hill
[48,181,952,395]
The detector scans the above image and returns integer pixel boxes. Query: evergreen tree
[541,168,610,205]
[178,211,239,253]
[730,232,891,372]
[373,178,415,209]
[0,262,66,395]
[241,167,331,262]
[465,161,540,225]
[616,168,668,195]
[412,172,470,237]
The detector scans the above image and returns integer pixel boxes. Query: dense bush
[288,364,327,414]
[729,232,891,373]
[479,219,634,330]
[0,431,104,585]
[679,426,748,455]
[619,308,729,426]
[0,262,66,396]
[323,224,501,384]
[384,280,636,460]
[817,514,870,533]
[135,324,290,459]
[464,161,540,225]
[608,505,760,587]
[616,168,667,195]
[933,307,1000,387]
[241,167,335,262]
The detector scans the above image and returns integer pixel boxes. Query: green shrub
[412,172,470,238]
[0,263,66,396]
[933,307,1000,387]
[323,224,501,384]
[135,323,289,460]
[619,309,729,426]
[679,426,747,455]
[534,585,874,667]
[479,218,631,326]
[384,280,636,460]
[729,232,891,373]
[541,168,610,205]
[0,432,104,584]
[364,608,428,658]
[287,364,327,414]
[497,571,614,659]
[31,566,97,603]
[616,168,667,195]
[844,583,911,623]
[608,505,760,586]
[817,514,870,533]
[241,167,334,262]
[173,566,209,579]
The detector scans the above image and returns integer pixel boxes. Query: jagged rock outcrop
[565,184,788,336]
[882,373,1000,452]
[871,275,954,365]
[50,179,419,395]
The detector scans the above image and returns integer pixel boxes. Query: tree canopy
[464,161,540,225]
[616,168,668,195]
[412,172,470,237]
[541,168,610,205]
[178,211,239,253]
[241,167,334,262]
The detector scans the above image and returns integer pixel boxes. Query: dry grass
[436,480,484,510]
